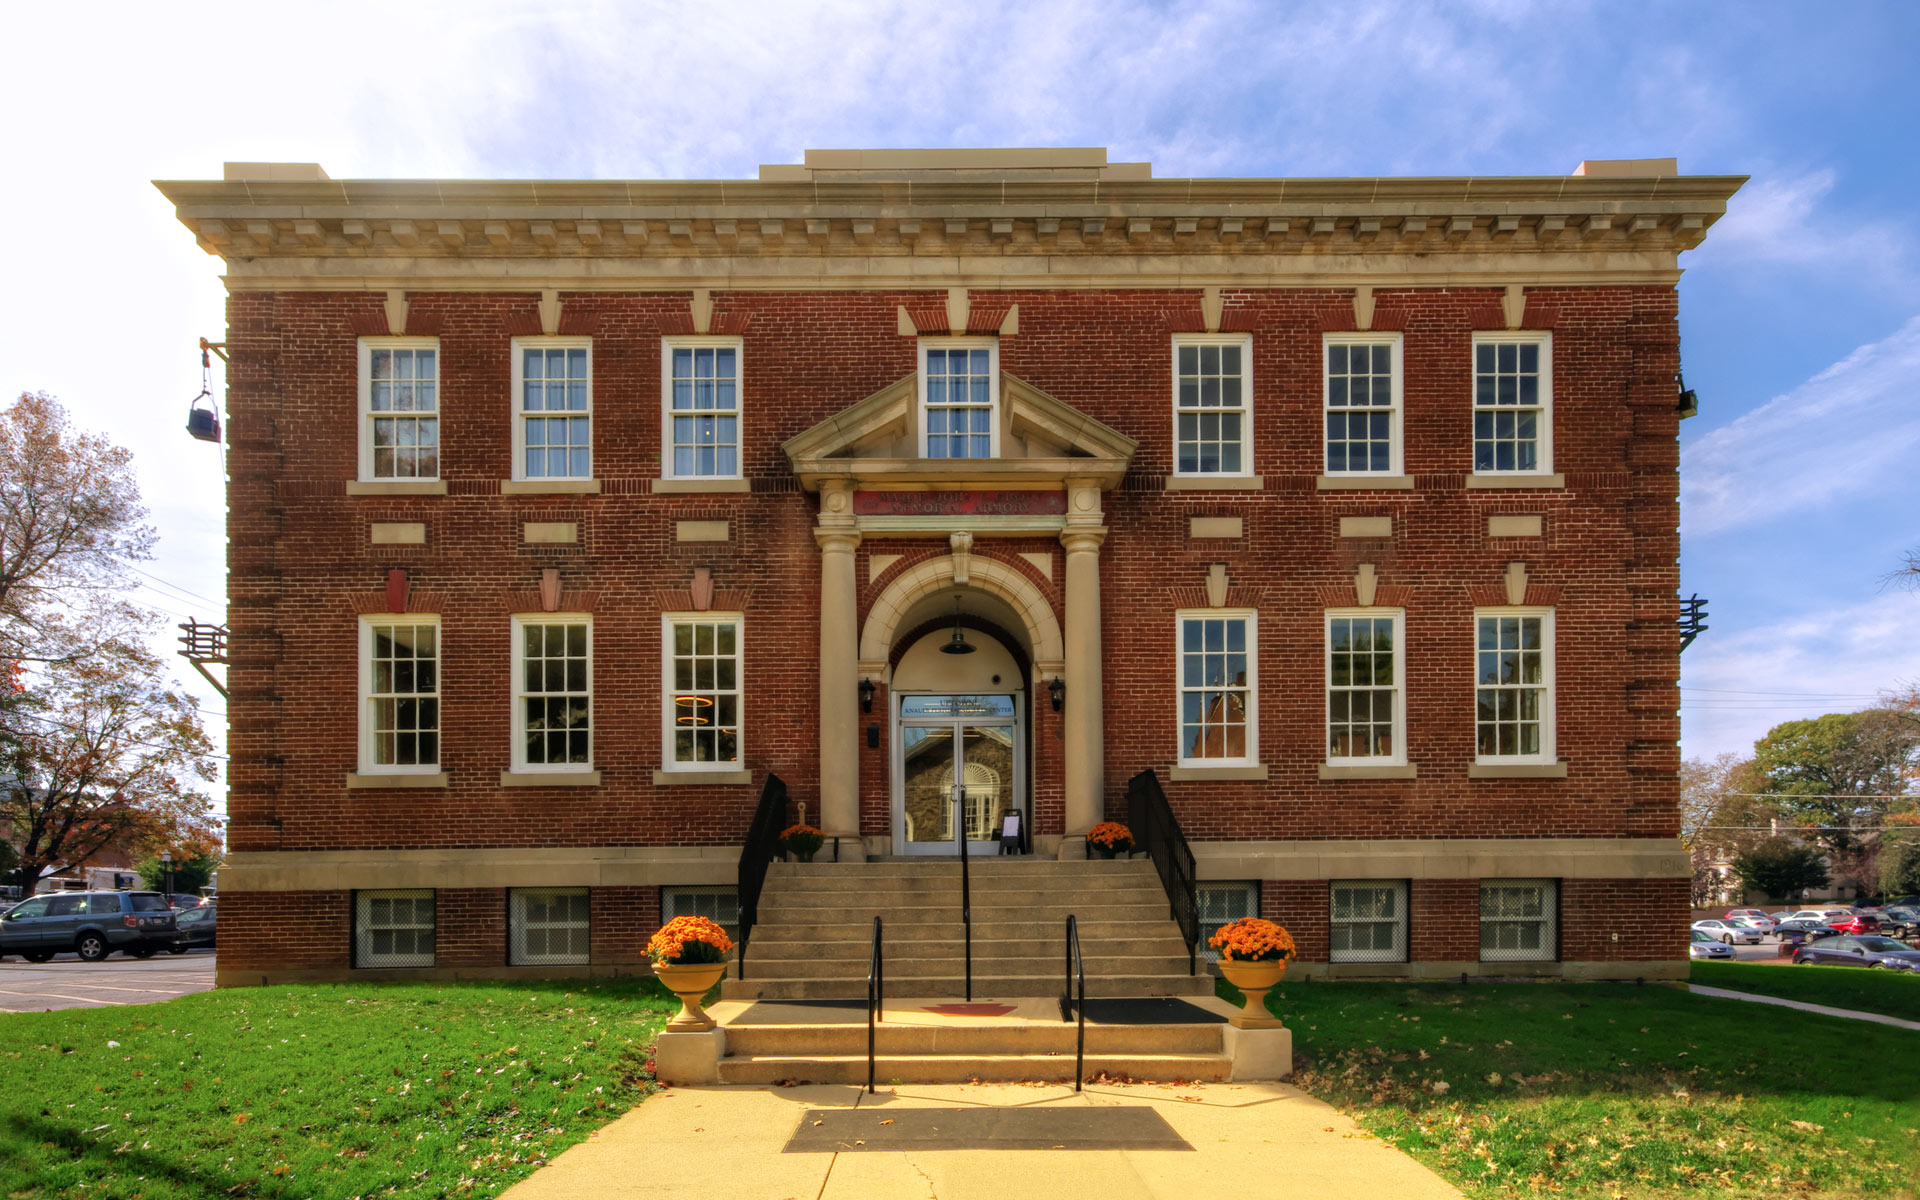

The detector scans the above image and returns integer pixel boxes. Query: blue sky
[1,0,1916,780]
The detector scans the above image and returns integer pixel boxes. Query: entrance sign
[900,694,1017,719]
[854,491,1067,517]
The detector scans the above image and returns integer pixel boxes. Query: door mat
[784,1106,1192,1152]
[1079,997,1227,1025]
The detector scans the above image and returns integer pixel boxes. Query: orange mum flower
[1208,917,1296,963]
[1086,822,1134,850]
[647,915,734,965]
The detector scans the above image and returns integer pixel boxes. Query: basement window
[1480,878,1559,963]
[509,888,590,966]
[663,887,740,943]
[355,889,435,968]
[1196,881,1258,963]
[1329,880,1408,963]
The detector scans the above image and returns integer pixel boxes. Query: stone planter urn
[1218,959,1287,1030]
[654,962,729,1031]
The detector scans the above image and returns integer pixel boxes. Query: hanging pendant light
[940,594,976,655]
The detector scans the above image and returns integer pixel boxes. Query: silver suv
[0,891,178,962]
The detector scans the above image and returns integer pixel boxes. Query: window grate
[1330,880,1408,963]
[1480,878,1559,963]
[663,887,741,944]
[356,890,435,968]
[1196,881,1258,963]
[509,888,590,966]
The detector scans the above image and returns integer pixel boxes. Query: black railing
[867,915,884,1094]
[1060,914,1086,1092]
[954,791,973,1001]
[1126,767,1200,974]
[734,773,790,979]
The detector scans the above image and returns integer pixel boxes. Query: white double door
[892,693,1023,856]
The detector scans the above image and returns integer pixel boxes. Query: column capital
[814,527,862,553]
[1059,526,1108,554]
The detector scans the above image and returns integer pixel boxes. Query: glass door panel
[958,726,1014,844]
[900,725,956,847]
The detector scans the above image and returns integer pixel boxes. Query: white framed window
[1471,332,1552,475]
[662,614,743,770]
[919,337,999,459]
[1480,878,1559,963]
[1330,880,1409,963]
[355,889,434,968]
[663,886,740,942]
[1196,881,1259,963]
[512,337,593,480]
[1325,609,1405,764]
[512,615,592,771]
[1176,611,1258,767]
[662,337,742,480]
[357,338,441,481]
[1323,333,1403,476]
[358,617,440,774]
[509,888,591,966]
[1474,609,1556,763]
[1172,334,1253,476]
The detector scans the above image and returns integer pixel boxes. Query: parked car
[169,904,216,951]
[1692,918,1764,945]
[1772,919,1840,946]
[1724,908,1775,923]
[1728,916,1777,936]
[0,891,178,962]
[168,894,204,910]
[1793,935,1920,971]
[1690,929,1735,960]
[1879,906,1920,938]
[1826,913,1881,935]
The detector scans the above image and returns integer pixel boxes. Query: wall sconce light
[859,677,876,712]
[1048,676,1066,712]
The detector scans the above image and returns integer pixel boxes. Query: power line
[120,562,224,608]
[1,707,229,762]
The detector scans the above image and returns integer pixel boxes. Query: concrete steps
[735,973,1212,1000]
[717,1052,1228,1085]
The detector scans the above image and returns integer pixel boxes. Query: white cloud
[1682,315,1920,536]
[1691,169,1908,282]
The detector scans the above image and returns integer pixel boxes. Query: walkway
[1690,984,1920,1031]
[501,1080,1463,1200]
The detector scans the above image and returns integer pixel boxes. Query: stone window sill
[652,769,754,786]
[502,479,602,495]
[347,480,448,496]
[1468,760,1569,779]
[1164,475,1264,492]
[1316,475,1414,491]
[652,478,751,494]
[1167,763,1269,781]
[345,772,450,789]
[499,770,602,787]
[1465,473,1565,490]
[1318,762,1418,780]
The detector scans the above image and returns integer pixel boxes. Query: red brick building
[157,150,1743,985]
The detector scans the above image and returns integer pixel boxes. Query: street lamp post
[161,850,172,902]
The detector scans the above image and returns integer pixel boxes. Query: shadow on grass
[5,1113,294,1200]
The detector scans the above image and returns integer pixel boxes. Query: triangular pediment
[784,371,1138,491]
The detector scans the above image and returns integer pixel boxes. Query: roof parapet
[224,162,330,182]
[1572,158,1678,178]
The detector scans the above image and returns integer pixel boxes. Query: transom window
[513,338,592,480]
[1475,609,1555,761]
[1324,335,1402,475]
[359,618,440,773]
[514,617,592,770]
[1472,332,1551,474]
[355,890,435,968]
[664,339,742,479]
[664,615,742,769]
[1480,878,1558,963]
[920,339,998,459]
[358,338,440,481]
[1330,880,1409,964]
[1173,335,1252,475]
[509,888,590,966]
[1326,610,1403,762]
[1177,612,1257,765]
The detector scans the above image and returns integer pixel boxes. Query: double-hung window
[1474,609,1555,762]
[359,617,440,774]
[1326,609,1404,763]
[1176,612,1257,766]
[355,889,435,968]
[513,616,592,771]
[663,338,742,480]
[358,338,440,481]
[1471,332,1551,475]
[1323,334,1402,476]
[1330,880,1409,963]
[1480,878,1558,962]
[663,887,741,942]
[513,338,592,481]
[1172,335,1252,477]
[663,615,742,770]
[919,338,997,459]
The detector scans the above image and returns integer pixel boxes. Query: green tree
[136,850,219,895]
[1730,840,1831,902]
[1881,825,1920,897]
[1750,710,1918,860]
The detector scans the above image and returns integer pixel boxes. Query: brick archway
[858,555,1064,676]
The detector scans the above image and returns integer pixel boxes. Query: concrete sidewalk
[1690,983,1920,1031]
[502,1079,1462,1200]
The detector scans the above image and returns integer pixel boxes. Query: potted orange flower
[780,823,825,863]
[1208,917,1295,1029]
[648,915,734,1030]
[1086,821,1133,859]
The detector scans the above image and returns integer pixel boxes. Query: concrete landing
[500,1080,1464,1200]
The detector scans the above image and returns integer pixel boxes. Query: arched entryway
[890,615,1028,856]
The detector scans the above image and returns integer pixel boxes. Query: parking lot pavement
[0,950,217,1012]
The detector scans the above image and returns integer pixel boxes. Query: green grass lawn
[1691,960,1920,1023]
[1222,976,1920,1200]
[0,977,676,1200]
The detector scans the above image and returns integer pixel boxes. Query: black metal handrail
[867,915,884,1094]
[1060,914,1086,1092]
[1126,768,1200,974]
[954,791,973,1001]
[734,773,790,979]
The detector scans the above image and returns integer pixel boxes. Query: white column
[814,482,864,859]
[1059,481,1108,856]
